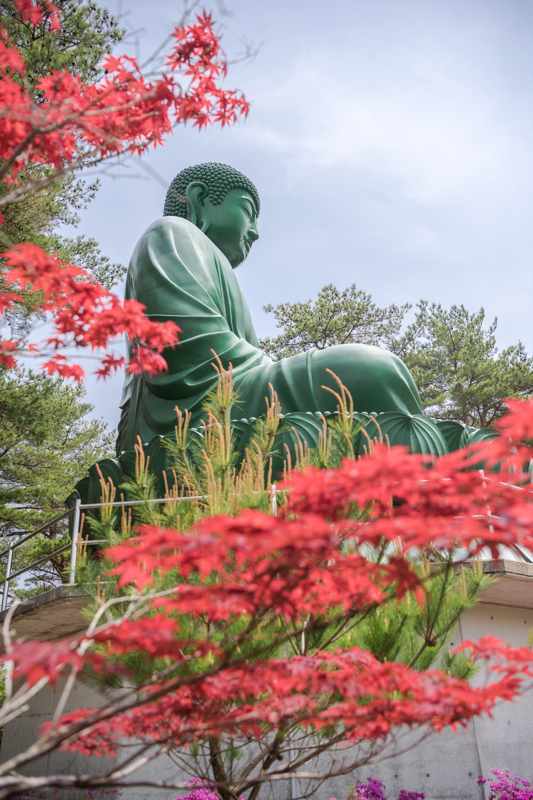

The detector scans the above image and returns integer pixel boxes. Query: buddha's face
[197,188,259,267]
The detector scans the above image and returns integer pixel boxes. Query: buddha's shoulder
[131,217,217,271]
[139,215,207,246]
[131,216,229,282]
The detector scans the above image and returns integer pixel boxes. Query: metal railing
[1,474,531,613]
[0,486,280,612]
[0,509,72,612]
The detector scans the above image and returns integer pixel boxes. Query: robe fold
[117,216,445,455]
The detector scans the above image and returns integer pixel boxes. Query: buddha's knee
[316,344,421,414]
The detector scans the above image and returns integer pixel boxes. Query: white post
[68,497,81,586]
[2,545,13,611]
[270,483,278,516]
[479,469,494,535]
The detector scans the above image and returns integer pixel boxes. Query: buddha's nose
[248,224,259,242]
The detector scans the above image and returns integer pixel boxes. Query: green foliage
[0,369,111,592]
[159,361,287,516]
[351,562,487,679]
[0,0,124,83]
[0,0,126,335]
[263,286,533,428]
[0,0,126,595]
[78,368,485,682]
[261,283,409,360]
[395,302,533,427]
[0,172,124,294]
[69,368,488,795]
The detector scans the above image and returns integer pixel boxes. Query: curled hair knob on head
[163,161,260,219]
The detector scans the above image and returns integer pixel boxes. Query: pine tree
[262,287,533,427]
[0,0,125,306]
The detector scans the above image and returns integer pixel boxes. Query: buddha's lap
[235,343,422,417]
[307,345,420,413]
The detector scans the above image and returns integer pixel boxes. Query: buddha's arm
[128,217,264,401]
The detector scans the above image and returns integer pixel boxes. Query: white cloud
[241,52,520,205]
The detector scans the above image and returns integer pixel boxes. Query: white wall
[3,601,533,800]
[319,602,533,800]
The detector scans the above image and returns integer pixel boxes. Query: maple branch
[0,128,40,183]
[0,729,432,799]
[0,601,19,702]
[0,150,116,208]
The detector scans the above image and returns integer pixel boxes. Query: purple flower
[176,778,245,800]
[355,778,387,800]
[176,778,220,800]
[484,769,533,800]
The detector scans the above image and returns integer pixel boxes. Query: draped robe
[117,216,449,455]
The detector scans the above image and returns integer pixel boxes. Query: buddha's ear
[185,181,209,228]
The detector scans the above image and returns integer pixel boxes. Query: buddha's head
[164,162,260,267]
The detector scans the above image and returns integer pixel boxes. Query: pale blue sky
[79,0,533,429]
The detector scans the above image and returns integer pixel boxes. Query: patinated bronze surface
[71,162,495,505]
[117,162,456,457]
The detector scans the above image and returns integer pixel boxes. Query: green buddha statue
[117,161,465,459]
[69,161,496,509]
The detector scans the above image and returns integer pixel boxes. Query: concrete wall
[2,675,116,800]
[3,601,533,800]
[319,602,533,800]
